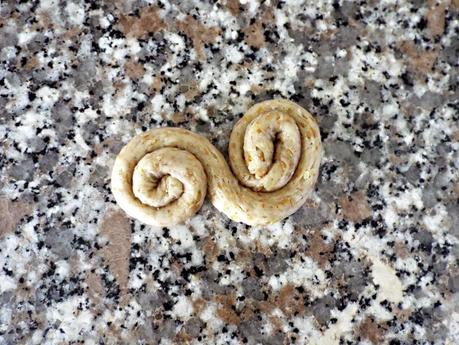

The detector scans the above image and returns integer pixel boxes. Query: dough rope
[111,99,322,226]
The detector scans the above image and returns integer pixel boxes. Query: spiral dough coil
[111,99,322,226]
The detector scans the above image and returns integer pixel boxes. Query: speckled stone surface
[1,0,458,344]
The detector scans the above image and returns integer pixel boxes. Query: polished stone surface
[1,0,458,344]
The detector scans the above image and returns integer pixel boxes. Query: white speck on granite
[371,256,403,303]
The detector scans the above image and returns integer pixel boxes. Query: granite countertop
[1,0,458,344]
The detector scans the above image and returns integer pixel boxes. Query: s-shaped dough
[111,99,322,226]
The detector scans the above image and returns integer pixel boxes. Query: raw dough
[111,99,322,226]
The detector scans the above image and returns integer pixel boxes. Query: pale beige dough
[111,99,322,226]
